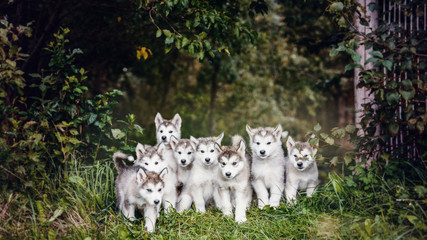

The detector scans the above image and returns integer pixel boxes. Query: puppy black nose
[226,172,231,177]
[205,158,210,163]
[161,136,166,140]
[154,200,160,205]
[297,162,303,167]
[260,150,266,155]
[181,159,186,164]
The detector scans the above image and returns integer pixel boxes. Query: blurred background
[1,0,352,146]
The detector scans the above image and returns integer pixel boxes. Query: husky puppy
[246,124,285,209]
[285,136,319,204]
[177,133,224,213]
[169,136,195,191]
[155,112,182,145]
[113,152,167,233]
[216,135,252,223]
[135,143,178,213]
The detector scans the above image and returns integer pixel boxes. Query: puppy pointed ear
[136,143,146,159]
[273,124,283,139]
[286,136,295,151]
[246,124,254,139]
[237,140,246,155]
[136,168,147,184]
[172,113,182,128]
[281,131,289,139]
[190,136,198,145]
[159,167,168,181]
[189,136,198,150]
[157,143,165,156]
[216,132,224,145]
[170,136,178,150]
[214,143,222,153]
[154,112,163,128]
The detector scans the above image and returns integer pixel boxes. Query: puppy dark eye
[158,188,162,192]
[145,162,148,165]
[256,142,260,145]
[267,142,271,145]
[178,151,182,154]
[201,150,205,153]
[188,152,192,155]
[155,162,158,165]
[147,189,152,192]
[304,155,308,157]
[169,130,173,133]
[232,162,237,166]
[294,155,297,158]
[160,130,163,133]
[221,162,226,166]
[210,149,214,153]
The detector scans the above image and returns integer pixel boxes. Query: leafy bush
[0,22,142,194]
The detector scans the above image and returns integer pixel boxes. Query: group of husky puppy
[113,113,319,232]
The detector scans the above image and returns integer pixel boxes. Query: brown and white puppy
[216,135,252,223]
[114,152,167,232]
[134,143,178,213]
[285,136,319,204]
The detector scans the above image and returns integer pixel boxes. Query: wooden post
[354,0,378,132]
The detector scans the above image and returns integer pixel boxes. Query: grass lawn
[0,161,425,239]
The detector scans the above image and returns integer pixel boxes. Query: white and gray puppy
[216,135,252,223]
[285,136,319,204]
[177,132,224,213]
[169,136,196,191]
[246,124,286,209]
[155,112,182,145]
[134,143,178,213]
[113,152,167,233]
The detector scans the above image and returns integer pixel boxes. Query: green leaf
[162,29,172,38]
[49,207,64,222]
[344,63,362,72]
[70,129,79,135]
[351,54,361,63]
[133,124,143,135]
[314,123,322,132]
[388,123,399,136]
[156,29,162,38]
[344,155,352,165]
[329,2,344,12]
[365,57,379,64]
[111,129,125,139]
[325,137,335,145]
[345,125,356,134]
[165,37,174,45]
[165,44,173,54]
[399,89,415,101]
[330,156,338,166]
[386,92,399,105]
[401,79,413,90]
[369,51,383,58]
[320,133,328,139]
[382,60,393,71]
[182,37,190,48]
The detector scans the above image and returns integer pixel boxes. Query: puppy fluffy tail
[113,152,131,173]
[231,135,244,147]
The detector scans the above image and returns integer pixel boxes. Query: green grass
[0,161,425,239]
